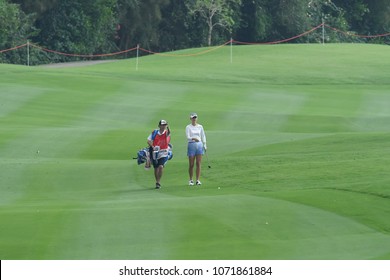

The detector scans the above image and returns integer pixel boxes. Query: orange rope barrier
[139,41,231,57]
[29,43,138,58]
[324,24,390,38]
[233,23,324,45]
[0,43,28,53]
[1,25,389,60]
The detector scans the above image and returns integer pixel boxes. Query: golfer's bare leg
[188,156,195,180]
[195,155,202,181]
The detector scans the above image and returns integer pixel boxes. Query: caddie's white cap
[190,113,198,119]
[159,119,168,125]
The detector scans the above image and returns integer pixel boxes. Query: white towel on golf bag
[153,148,169,160]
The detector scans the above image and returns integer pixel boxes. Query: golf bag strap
[151,129,158,140]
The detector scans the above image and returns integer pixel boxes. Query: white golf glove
[203,144,207,150]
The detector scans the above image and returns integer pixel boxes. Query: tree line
[1,0,389,65]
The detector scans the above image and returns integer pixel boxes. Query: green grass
[1,44,390,259]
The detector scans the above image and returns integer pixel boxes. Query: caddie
[147,120,171,189]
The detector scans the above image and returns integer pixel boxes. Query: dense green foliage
[1,0,390,64]
[0,0,37,64]
[1,44,390,259]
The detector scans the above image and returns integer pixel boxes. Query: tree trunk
[208,26,213,46]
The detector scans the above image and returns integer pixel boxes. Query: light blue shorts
[187,142,204,157]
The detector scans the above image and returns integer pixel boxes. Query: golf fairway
[1,44,390,259]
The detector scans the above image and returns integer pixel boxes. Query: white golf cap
[159,119,168,125]
[190,113,198,118]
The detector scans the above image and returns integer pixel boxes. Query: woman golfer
[147,120,171,189]
[186,113,207,186]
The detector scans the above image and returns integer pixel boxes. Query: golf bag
[135,147,150,165]
[134,144,173,168]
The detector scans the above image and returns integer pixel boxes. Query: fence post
[136,44,139,71]
[230,38,233,64]
[27,40,30,66]
[322,20,325,45]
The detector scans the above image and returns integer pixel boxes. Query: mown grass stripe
[1,44,390,259]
